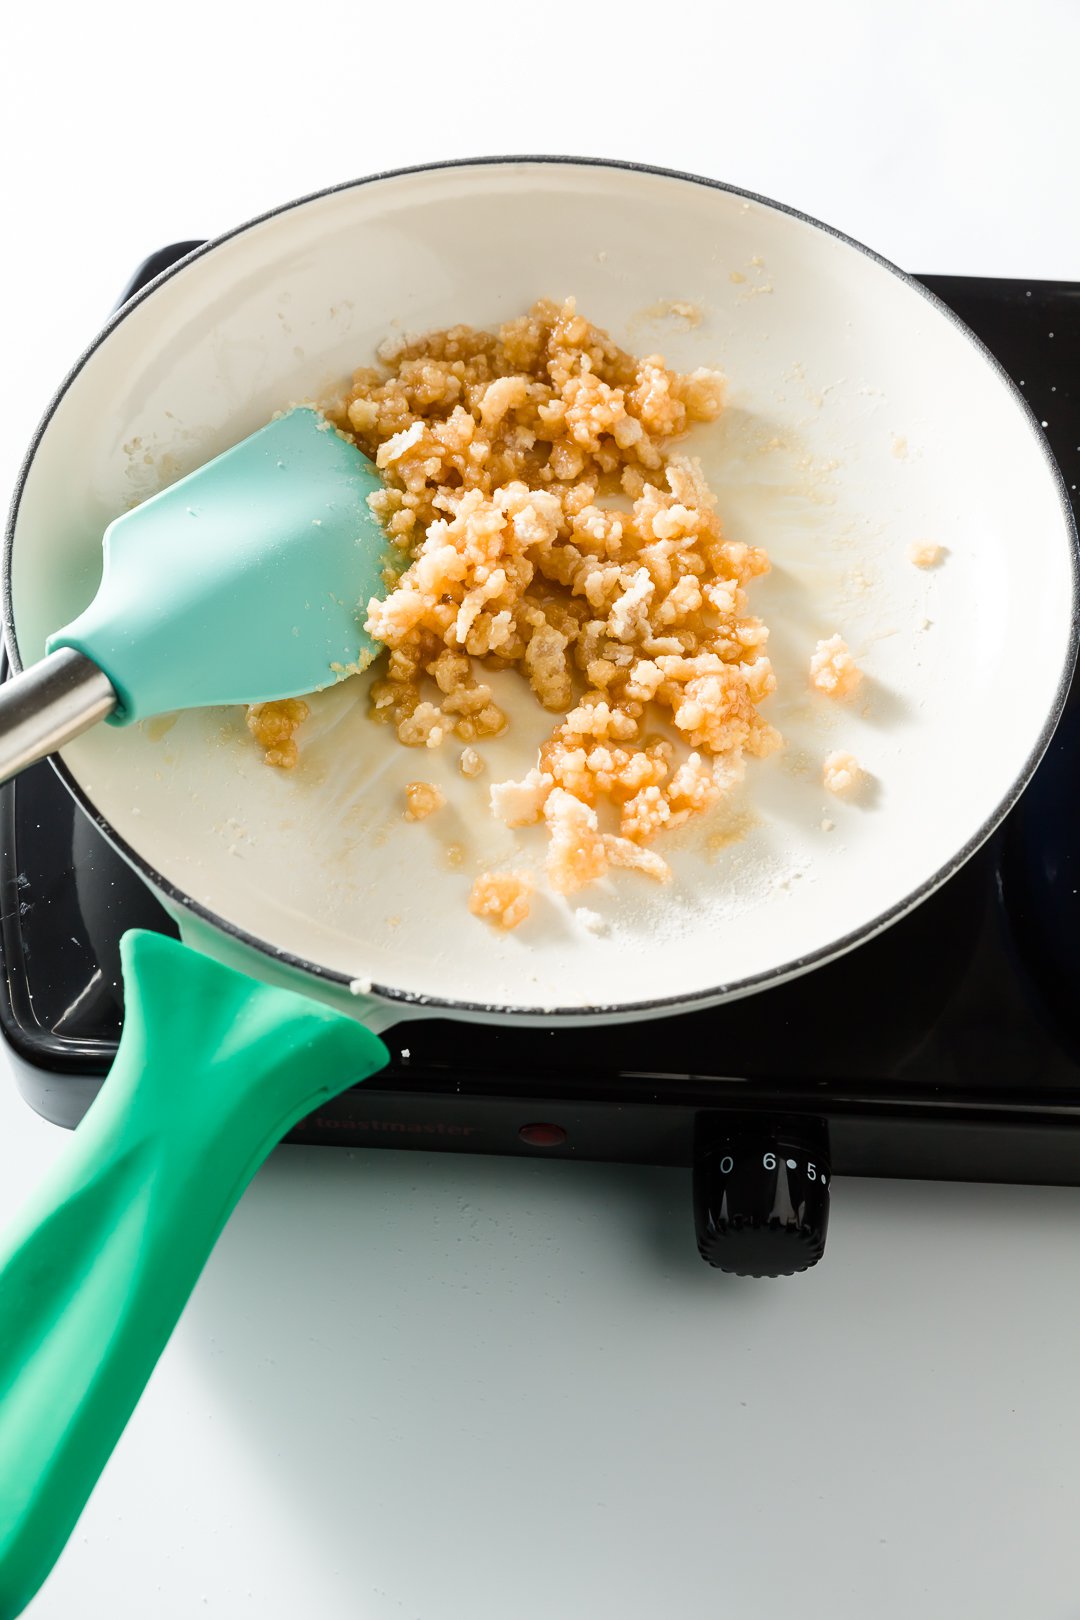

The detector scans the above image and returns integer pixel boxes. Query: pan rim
[4,153,1078,1021]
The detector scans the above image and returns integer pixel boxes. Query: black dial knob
[693,1119,830,1277]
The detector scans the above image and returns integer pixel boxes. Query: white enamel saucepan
[0,159,1077,1613]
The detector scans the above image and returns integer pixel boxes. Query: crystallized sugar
[252,298,782,928]
[822,751,863,796]
[403,781,445,820]
[468,870,533,930]
[908,540,944,569]
[809,635,862,700]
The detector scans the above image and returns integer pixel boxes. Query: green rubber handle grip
[0,930,389,1618]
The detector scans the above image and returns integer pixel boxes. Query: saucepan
[0,158,1076,1614]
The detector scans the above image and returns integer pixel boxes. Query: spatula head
[47,408,390,723]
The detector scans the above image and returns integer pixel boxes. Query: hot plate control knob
[693,1122,830,1277]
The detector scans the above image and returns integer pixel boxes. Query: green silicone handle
[0,930,389,1618]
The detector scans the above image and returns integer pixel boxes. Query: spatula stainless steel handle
[0,649,116,784]
[0,410,388,793]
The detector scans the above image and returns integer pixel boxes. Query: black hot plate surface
[3,255,1080,1186]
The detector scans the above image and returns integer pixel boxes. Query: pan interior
[9,162,1076,1013]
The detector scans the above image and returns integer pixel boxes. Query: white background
[3,2,1080,1615]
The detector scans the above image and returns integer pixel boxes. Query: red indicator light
[518,1122,567,1148]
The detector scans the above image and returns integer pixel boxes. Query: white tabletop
[3,3,1080,1614]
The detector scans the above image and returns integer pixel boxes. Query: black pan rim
[4,152,1078,1022]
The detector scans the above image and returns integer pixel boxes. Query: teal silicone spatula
[0,407,388,782]
[0,930,390,1618]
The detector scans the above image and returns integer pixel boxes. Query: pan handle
[0,648,116,784]
[0,930,389,1617]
